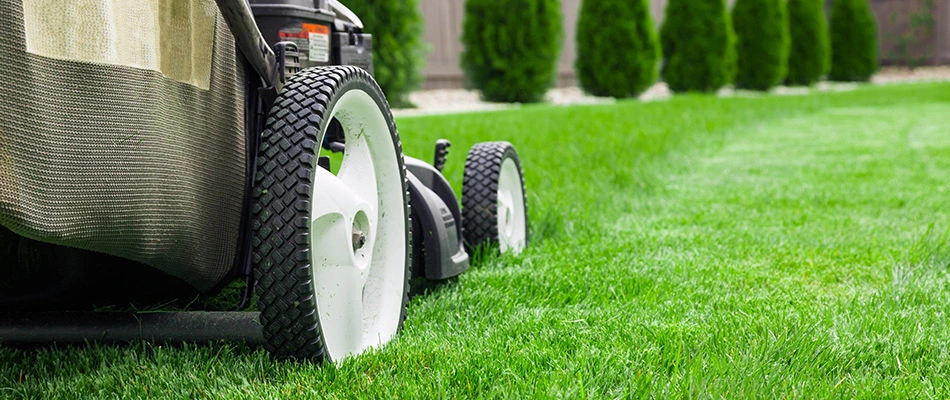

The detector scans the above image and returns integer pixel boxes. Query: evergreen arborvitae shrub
[660,0,736,93]
[575,0,660,98]
[785,0,830,86]
[345,0,427,107]
[460,0,563,103]
[829,0,879,82]
[732,0,790,90]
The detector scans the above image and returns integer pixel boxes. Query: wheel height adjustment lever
[275,41,301,85]
[433,139,451,172]
[318,156,331,171]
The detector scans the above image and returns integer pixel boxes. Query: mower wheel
[252,66,411,362]
[462,142,528,255]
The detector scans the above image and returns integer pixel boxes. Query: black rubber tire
[461,141,528,254]
[251,66,411,361]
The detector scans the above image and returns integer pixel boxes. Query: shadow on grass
[0,246,499,369]
[409,243,503,299]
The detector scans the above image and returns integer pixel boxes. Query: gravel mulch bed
[392,66,950,117]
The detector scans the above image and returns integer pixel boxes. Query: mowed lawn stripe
[605,101,950,396]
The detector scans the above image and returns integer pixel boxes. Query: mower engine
[250,0,374,75]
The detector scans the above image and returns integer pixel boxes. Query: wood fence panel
[938,0,950,63]
[419,0,584,88]
[872,0,939,65]
[417,0,949,89]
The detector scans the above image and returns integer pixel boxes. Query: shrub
[575,0,660,98]
[829,0,879,82]
[345,0,427,107]
[785,0,831,86]
[732,0,790,90]
[460,0,563,103]
[660,0,737,93]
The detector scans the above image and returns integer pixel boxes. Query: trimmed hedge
[785,0,831,86]
[460,0,563,103]
[660,0,736,93]
[575,0,660,98]
[345,0,427,107]
[732,0,790,90]
[829,0,879,82]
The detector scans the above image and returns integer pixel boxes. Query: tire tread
[461,142,527,253]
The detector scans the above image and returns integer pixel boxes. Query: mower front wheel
[252,66,411,362]
[462,142,528,255]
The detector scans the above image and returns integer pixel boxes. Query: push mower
[0,0,528,362]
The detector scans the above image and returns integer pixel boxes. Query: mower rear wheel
[462,142,528,255]
[252,66,411,361]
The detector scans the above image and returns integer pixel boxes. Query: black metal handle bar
[214,0,280,90]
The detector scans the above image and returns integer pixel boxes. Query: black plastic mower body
[406,157,471,281]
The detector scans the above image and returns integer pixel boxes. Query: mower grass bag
[0,0,247,291]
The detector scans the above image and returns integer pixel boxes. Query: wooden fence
[869,0,950,65]
[418,0,950,89]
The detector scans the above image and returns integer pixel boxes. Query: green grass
[5,82,950,398]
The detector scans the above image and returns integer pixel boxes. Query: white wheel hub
[308,88,406,361]
[497,158,526,254]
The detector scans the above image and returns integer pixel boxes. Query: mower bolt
[352,231,367,251]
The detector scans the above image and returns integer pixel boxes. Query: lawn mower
[0,0,528,362]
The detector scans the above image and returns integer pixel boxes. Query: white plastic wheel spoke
[497,157,527,254]
[307,88,407,362]
[312,167,371,225]
[497,192,510,247]
[310,166,372,359]
[312,262,366,358]
[337,138,379,241]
